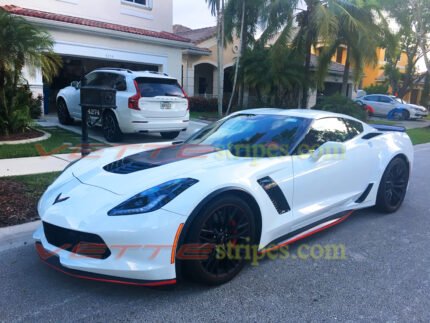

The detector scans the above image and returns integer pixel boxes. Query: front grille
[43,222,111,259]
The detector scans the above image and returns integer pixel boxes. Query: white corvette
[34,109,413,286]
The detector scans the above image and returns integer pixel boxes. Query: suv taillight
[180,86,189,111]
[128,80,141,110]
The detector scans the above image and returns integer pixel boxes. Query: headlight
[108,178,199,216]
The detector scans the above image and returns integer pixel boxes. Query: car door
[377,96,396,116]
[289,117,376,231]
[363,95,381,115]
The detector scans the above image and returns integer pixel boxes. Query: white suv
[56,68,189,142]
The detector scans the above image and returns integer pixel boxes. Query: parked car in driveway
[355,94,428,120]
[56,68,189,142]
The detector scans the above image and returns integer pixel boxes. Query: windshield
[185,114,311,157]
[394,97,405,104]
[134,77,185,98]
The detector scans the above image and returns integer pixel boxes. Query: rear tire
[161,131,180,140]
[57,99,73,125]
[102,111,122,142]
[183,195,257,285]
[376,157,410,213]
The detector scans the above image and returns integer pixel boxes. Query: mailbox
[80,86,117,156]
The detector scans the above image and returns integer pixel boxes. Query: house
[0,0,205,114]
[174,25,354,108]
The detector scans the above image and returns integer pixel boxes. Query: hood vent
[103,144,218,174]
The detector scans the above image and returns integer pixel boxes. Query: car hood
[71,143,282,196]
[408,104,427,111]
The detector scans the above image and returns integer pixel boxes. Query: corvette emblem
[53,193,70,205]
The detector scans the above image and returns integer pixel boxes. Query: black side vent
[103,159,155,174]
[362,133,383,140]
[257,177,291,214]
[355,183,374,203]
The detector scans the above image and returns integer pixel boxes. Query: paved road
[369,116,430,129]
[1,145,429,322]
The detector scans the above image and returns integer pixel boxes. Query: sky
[173,0,216,29]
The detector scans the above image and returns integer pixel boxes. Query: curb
[0,220,40,252]
[0,129,51,145]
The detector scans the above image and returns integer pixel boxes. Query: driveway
[37,114,208,145]
[0,145,429,322]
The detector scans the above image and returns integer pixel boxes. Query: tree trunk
[341,47,351,96]
[216,1,225,117]
[301,41,312,109]
[226,0,245,115]
[420,72,430,107]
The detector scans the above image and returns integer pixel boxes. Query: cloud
[173,0,216,28]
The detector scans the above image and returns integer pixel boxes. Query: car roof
[92,68,177,80]
[232,108,355,120]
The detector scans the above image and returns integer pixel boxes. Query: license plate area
[161,102,172,110]
[88,109,101,117]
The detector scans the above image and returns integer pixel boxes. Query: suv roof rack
[95,68,133,74]
[140,70,170,77]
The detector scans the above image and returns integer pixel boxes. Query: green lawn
[190,111,220,121]
[10,172,61,194]
[367,119,397,126]
[406,127,430,145]
[0,127,108,159]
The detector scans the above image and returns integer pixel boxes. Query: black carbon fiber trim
[257,176,291,214]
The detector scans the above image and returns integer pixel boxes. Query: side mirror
[311,141,346,161]
[71,81,80,89]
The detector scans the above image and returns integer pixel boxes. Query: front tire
[376,157,410,213]
[102,111,122,142]
[57,99,73,125]
[183,195,257,285]
[160,131,180,140]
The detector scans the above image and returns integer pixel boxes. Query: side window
[343,119,364,140]
[297,118,349,154]
[365,95,378,102]
[106,73,127,91]
[83,72,103,87]
[379,96,392,103]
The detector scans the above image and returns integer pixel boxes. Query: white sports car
[34,109,413,286]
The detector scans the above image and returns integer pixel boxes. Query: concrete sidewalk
[0,154,75,177]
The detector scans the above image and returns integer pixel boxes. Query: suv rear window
[135,77,185,98]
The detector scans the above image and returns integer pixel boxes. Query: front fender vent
[257,176,291,214]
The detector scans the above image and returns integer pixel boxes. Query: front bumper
[412,111,429,118]
[35,242,177,287]
[33,208,186,284]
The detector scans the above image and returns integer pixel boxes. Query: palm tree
[0,9,61,136]
[316,0,381,96]
[293,0,338,108]
[206,0,225,117]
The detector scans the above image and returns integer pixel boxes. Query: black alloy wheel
[376,157,410,213]
[183,195,256,285]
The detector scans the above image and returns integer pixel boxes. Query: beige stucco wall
[0,0,173,32]
[181,37,240,96]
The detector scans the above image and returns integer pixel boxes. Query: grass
[367,119,397,126]
[406,127,430,145]
[0,127,108,159]
[11,172,61,195]
[190,111,220,121]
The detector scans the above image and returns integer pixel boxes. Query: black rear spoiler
[371,124,406,133]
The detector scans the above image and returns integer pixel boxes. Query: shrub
[313,94,368,121]
[15,84,43,119]
[363,83,389,95]
[188,96,229,113]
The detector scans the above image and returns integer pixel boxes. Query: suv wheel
[57,99,73,125]
[102,111,122,142]
[161,131,180,140]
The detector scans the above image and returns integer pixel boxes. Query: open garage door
[43,56,159,114]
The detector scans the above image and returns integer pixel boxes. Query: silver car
[356,94,428,120]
